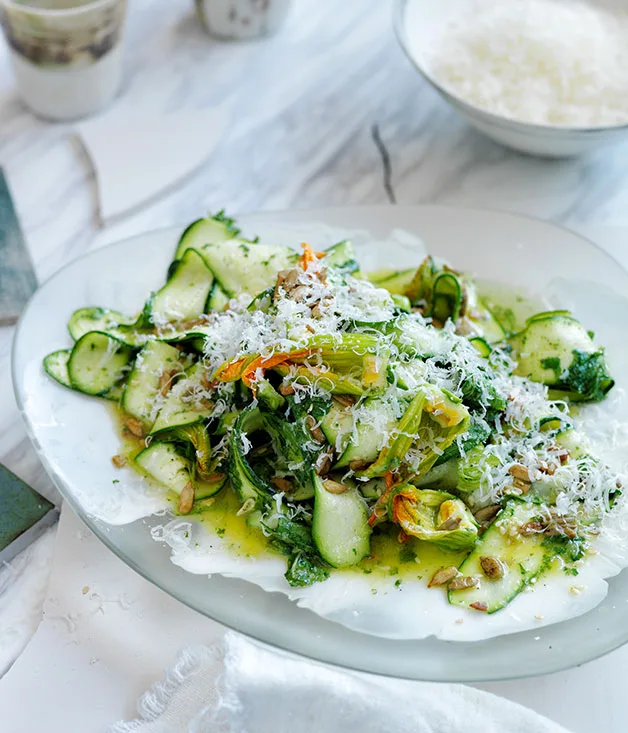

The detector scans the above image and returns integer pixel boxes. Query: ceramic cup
[0,0,127,121]
[195,0,291,40]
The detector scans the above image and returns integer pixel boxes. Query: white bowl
[394,0,628,157]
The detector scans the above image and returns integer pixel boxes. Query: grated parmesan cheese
[425,0,628,127]
[140,236,628,549]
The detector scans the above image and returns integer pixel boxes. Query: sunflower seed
[124,417,144,438]
[323,479,348,494]
[159,368,178,397]
[480,556,506,580]
[306,414,325,443]
[519,520,546,536]
[448,575,479,591]
[332,394,356,408]
[315,452,333,476]
[470,601,488,612]
[508,463,531,482]
[271,476,293,492]
[474,504,501,523]
[178,482,194,515]
[438,516,462,531]
[428,566,459,587]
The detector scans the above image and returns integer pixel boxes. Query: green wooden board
[0,168,37,325]
[0,463,58,563]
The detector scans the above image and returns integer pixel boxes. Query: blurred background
[2,0,627,293]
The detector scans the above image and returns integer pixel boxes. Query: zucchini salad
[44,213,624,619]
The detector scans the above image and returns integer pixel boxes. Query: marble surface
[2,0,628,729]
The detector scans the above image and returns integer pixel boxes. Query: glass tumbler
[0,0,127,121]
[195,0,291,40]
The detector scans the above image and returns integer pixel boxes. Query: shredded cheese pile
[174,254,626,537]
[426,0,628,127]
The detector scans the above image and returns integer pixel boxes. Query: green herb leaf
[284,552,329,587]
[560,350,614,402]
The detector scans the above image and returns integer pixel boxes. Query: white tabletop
[2,1,628,730]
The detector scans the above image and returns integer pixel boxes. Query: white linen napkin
[110,631,571,733]
[0,508,573,733]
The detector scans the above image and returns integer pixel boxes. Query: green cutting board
[0,464,58,563]
[0,168,37,325]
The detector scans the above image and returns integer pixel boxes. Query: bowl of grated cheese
[395,0,628,157]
